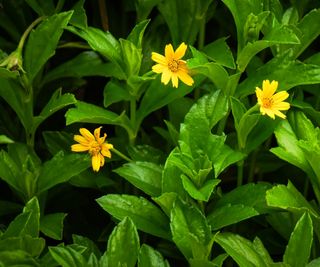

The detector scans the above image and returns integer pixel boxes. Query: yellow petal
[171,74,178,88]
[151,52,167,65]
[264,108,276,119]
[79,128,94,141]
[152,63,166,73]
[263,80,278,97]
[272,102,290,110]
[91,154,100,172]
[94,127,102,140]
[273,109,287,119]
[101,143,113,158]
[165,44,175,58]
[74,135,89,145]
[177,70,194,86]
[99,153,105,167]
[272,91,289,103]
[161,69,172,85]
[255,87,262,100]
[174,42,187,59]
[71,144,89,152]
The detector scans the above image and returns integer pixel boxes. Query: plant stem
[248,149,258,183]
[57,42,91,50]
[18,16,45,52]
[237,160,244,187]
[129,99,137,145]
[98,0,109,31]
[111,148,133,162]
[198,15,206,50]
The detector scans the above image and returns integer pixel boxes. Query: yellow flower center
[168,59,179,72]
[89,141,101,155]
[262,97,273,108]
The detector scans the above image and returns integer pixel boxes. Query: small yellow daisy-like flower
[151,42,194,88]
[71,127,113,172]
[255,80,290,119]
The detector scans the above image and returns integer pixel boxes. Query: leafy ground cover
[0,0,320,266]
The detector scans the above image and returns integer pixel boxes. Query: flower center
[168,59,179,72]
[89,141,101,155]
[262,97,273,108]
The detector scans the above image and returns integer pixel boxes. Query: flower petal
[273,109,286,119]
[101,143,113,158]
[264,108,276,119]
[151,52,167,65]
[177,70,194,86]
[79,128,94,141]
[165,44,175,58]
[74,135,89,144]
[152,63,166,73]
[91,154,101,172]
[161,69,172,85]
[71,144,89,152]
[171,74,179,88]
[99,153,105,167]
[272,102,290,110]
[94,127,102,140]
[174,42,187,59]
[263,80,278,97]
[272,91,289,103]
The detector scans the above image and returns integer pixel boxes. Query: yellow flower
[255,80,290,119]
[151,42,194,88]
[71,127,113,172]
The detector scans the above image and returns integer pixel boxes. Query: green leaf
[135,0,161,21]
[40,213,67,240]
[208,204,259,230]
[270,120,311,174]
[307,258,320,267]
[96,194,170,240]
[157,0,213,45]
[114,161,162,197]
[0,200,22,216]
[170,199,211,260]
[211,254,229,267]
[213,183,273,214]
[69,0,87,28]
[43,131,74,155]
[180,90,229,154]
[127,19,150,48]
[24,12,73,82]
[189,259,217,267]
[0,150,22,195]
[285,9,320,59]
[43,52,119,84]
[283,212,313,267]
[136,78,194,127]
[181,175,220,202]
[37,151,91,194]
[66,26,124,77]
[215,232,269,267]
[292,99,320,126]
[237,25,299,71]
[120,38,142,77]
[65,101,133,134]
[138,244,170,267]
[152,192,177,217]
[0,78,33,131]
[202,38,235,69]
[266,180,319,219]
[2,197,40,239]
[72,235,101,259]
[33,89,76,130]
[189,47,229,89]
[0,135,14,144]
[0,250,40,267]
[222,0,263,51]
[0,68,18,79]
[105,217,139,267]
[49,246,87,267]
[237,55,320,98]
[0,235,45,257]
[103,80,133,108]
[25,0,55,15]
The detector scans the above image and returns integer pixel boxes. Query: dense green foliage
[0,0,320,266]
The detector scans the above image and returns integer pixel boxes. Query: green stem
[18,16,46,52]
[129,99,137,145]
[111,148,133,162]
[57,42,91,50]
[247,149,258,183]
[198,15,206,50]
[237,160,244,187]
